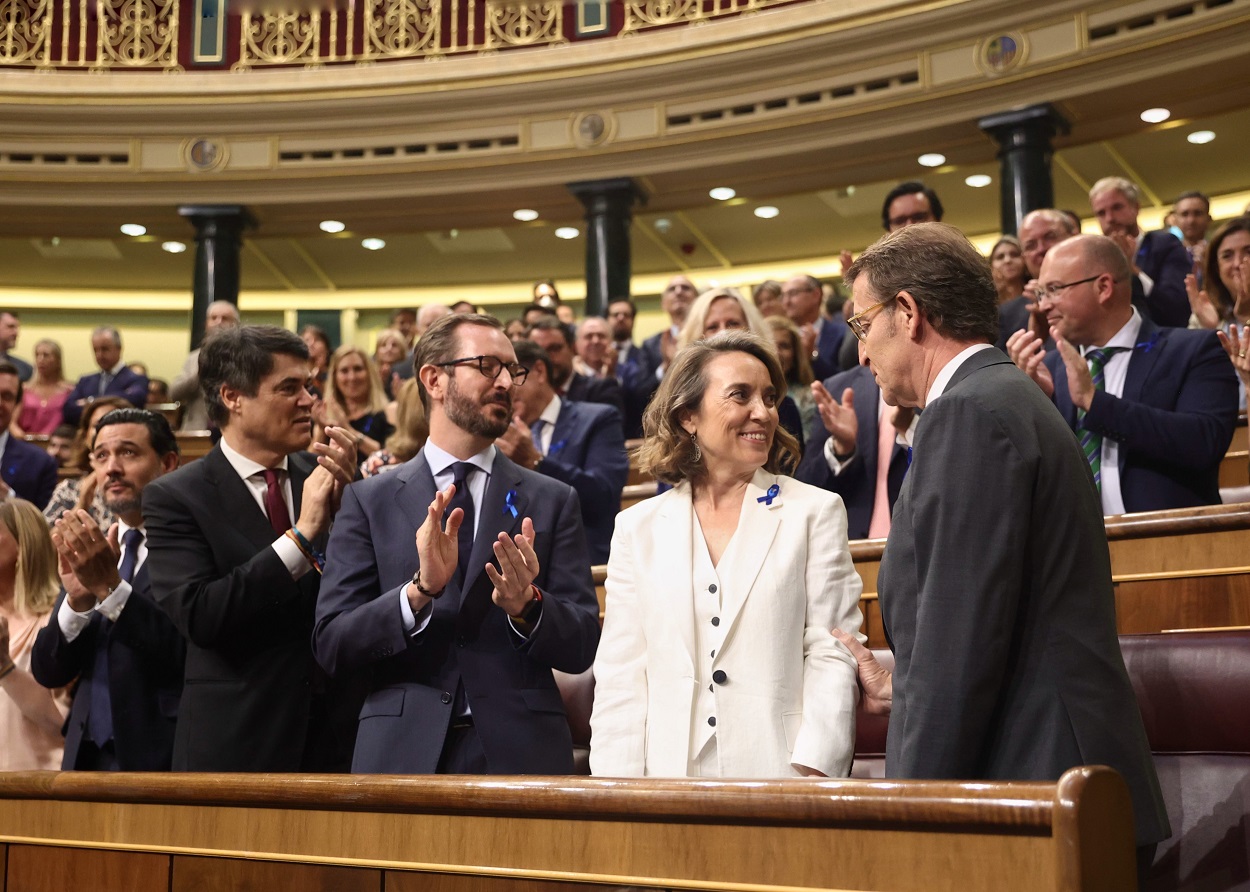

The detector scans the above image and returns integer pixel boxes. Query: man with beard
[314,314,600,774]
[32,409,185,770]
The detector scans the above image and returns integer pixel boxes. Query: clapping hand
[487,517,540,619]
[811,382,858,457]
[412,483,464,604]
[1005,329,1055,398]
[831,628,892,716]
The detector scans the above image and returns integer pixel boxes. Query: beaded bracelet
[286,526,326,575]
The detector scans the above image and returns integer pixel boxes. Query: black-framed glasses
[1040,274,1103,300]
[848,294,898,341]
[436,355,529,385]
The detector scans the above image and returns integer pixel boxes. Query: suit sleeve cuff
[1138,270,1154,296]
[400,585,433,636]
[824,438,855,475]
[272,534,314,580]
[95,580,132,622]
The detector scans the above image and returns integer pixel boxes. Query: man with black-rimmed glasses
[314,313,600,775]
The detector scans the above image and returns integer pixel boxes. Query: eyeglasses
[436,355,529,385]
[888,211,935,230]
[1039,274,1105,300]
[847,294,898,341]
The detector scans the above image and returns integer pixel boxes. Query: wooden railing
[0,767,1137,891]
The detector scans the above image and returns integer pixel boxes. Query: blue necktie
[87,527,143,747]
[530,419,546,454]
[446,463,476,589]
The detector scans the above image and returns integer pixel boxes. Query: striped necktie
[1076,347,1126,489]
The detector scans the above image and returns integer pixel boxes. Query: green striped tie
[1076,347,1126,489]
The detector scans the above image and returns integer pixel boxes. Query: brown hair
[764,315,814,386]
[412,313,505,412]
[69,396,133,472]
[1204,216,1250,320]
[384,378,429,463]
[0,499,59,617]
[637,330,799,485]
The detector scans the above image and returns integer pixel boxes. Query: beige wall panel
[614,106,662,141]
[527,119,575,152]
[1027,19,1081,63]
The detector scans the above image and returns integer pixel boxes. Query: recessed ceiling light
[917,153,945,168]
[1187,130,1216,145]
[964,174,992,188]
[1140,108,1170,124]
[319,220,346,233]
[513,209,539,222]
[361,238,386,250]
[709,187,736,201]
[753,206,779,219]
[161,241,187,254]
[554,227,580,239]
[120,223,146,237]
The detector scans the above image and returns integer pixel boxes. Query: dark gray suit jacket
[313,449,601,774]
[877,347,1169,846]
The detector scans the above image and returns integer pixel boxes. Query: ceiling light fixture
[319,220,346,233]
[161,241,187,254]
[1140,108,1170,124]
[754,206,779,219]
[361,238,386,250]
[554,227,580,239]
[917,153,945,168]
[964,174,992,188]
[119,223,146,237]
[512,209,539,222]
[709,187,736,201]
[1187,130,1216,145]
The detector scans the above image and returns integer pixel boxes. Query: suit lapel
[1122,318,1162,406]
[547,401,576,459]
[655,485,696,671]
[717,471,781,643]
[202,446,276,547]
[392,454,437,537]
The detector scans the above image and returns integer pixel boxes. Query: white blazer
[590,469,864,778]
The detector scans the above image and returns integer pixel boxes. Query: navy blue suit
[313,450,601,775]
[0,353,32,381]
[811,316,851,380]
[615,342,657,439]
[796,365,907,540]
[31,563,185,771]
[64,366,148,425]
[2,435,57,509]
[1132,229,1193,329]
[538,400,629,564]
[564,370,625,419]
[1045,319,1237,511]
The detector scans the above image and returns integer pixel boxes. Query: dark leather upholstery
[555,668,595,775]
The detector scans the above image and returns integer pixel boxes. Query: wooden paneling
[1219,450,1248,487]
[7,845,170,892]
[172,857,378,892]
[0,768,1135,891]
[388,878,604,892]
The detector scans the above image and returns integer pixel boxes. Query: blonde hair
[678,288,771,350]
[384,378,429,463]
[765,315,814,387]
[373,328,408,360]
[637,330,799,485]
[1,499,60,617]
[324,345,389,416]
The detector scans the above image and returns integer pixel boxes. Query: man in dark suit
[842,223,1169,858]
[782,274,849,380]
[498,339,629,564]
[996,208,1078,349]
[0,362,57,508]
[32,409,184,770]
[527,317,625,417]
[607,298,657,438]
[143,325,359,772]
[1090,176,1192,328]
[795,364,911,540]
[1007,234,1236,513]
[0,312,33,381]
[64,326,148,425]
[313,314,600,775]
[640,275,697,382]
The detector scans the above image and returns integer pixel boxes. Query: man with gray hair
[64,326,148,424]
[996,208,1079,347]
[169,300,241,431]
[1089,176,1191,327]
[1007,233,1236,512]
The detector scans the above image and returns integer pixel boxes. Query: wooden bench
[0,767,1137,891]
[853,503,1250,648]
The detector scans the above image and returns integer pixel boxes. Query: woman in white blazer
[590,330,863,778]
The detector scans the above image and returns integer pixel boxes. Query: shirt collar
[0,430,9,456]
[1082,308,1142,356]
[117,517,144,539]
[219,436,290,479]
[538,394,562,428]
[423,439,496,479]
[104,361,126,376]
[925,343,996,406]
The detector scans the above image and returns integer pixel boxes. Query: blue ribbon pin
[502,489,518,518]
[756,483,780,506]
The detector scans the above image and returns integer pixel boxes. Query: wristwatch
[517,585,543,625]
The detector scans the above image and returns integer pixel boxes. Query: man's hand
[412,483,464,606]
[1022,279,1049,340]
[810,382,858,457]
[830,628,891,716]
[659,330,678,369]
[57,551,94,611]
[52,511,121,603]
[798,323,818,358]
[1053,331,1095,411]
[487,517,540,619]
[1217,323,1250,393]
[76,468,102,511]
[1005,329,1055,398]
[495,417,541,469]
[839,249,854,272]
[888,406,914,437]
[1106,229,1141,274]
[295,426,357,540]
